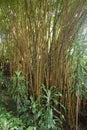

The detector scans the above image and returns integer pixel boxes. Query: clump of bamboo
[0,0,87,129]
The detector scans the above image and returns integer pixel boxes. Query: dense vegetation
[0,0,87,130]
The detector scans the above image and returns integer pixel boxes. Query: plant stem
[76,90,80,130]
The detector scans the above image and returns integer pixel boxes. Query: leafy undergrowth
[0,71,65,130]
[0,106,37,130]
[0,106,25,130]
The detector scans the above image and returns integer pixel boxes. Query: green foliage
[0,70,65,130]
[0,106,25,130]
[69,38,87,98]
[27,126,36,130]
[39,84,65,130]
[68,35,87,130]
[7,70,28,114]
[27,84,65,130]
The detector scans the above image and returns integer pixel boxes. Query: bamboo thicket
[0,0,87,128]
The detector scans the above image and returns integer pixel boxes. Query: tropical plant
[28,84,65,130]
[7,70,28,114]
[39,84,65,130]
[70,37,87,130]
